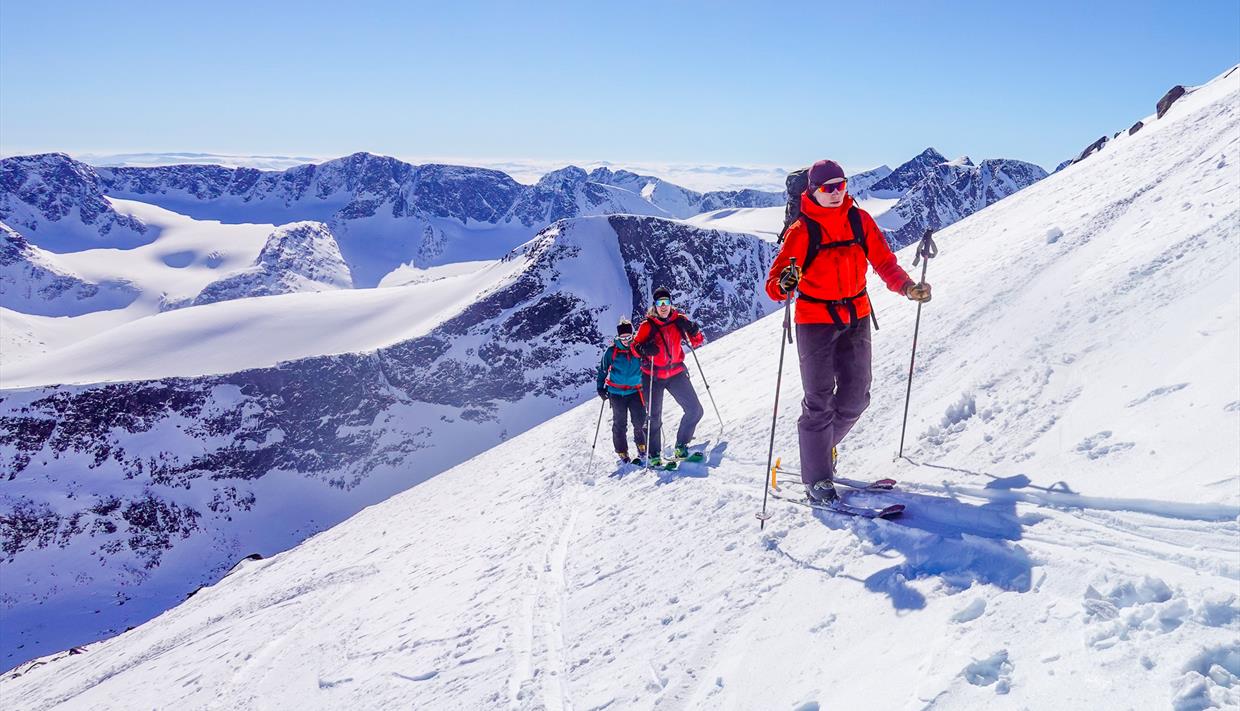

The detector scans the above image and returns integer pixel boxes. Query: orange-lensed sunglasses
[816,180,847,194]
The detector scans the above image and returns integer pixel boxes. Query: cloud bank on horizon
[61,151,797,193]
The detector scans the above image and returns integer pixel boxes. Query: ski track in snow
[3,67,1240,710]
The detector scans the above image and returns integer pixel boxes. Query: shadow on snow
[777,471,1040,611]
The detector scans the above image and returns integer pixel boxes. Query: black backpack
[781,168,809,237]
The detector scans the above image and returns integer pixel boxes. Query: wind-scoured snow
[2,65,1236,711]
[682,206,785,242]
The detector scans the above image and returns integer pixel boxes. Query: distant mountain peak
[537,165,590,186]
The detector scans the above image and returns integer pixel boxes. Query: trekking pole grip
[912,230,938,283]
[784,257,797,343]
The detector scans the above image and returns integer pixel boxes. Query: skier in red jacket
[766,159,931,503]
[631,286,705,467]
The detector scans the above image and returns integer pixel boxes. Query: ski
[768,487,904,519]
[770,463,896,492]
[648,444,709,472]
[835,476,897,491]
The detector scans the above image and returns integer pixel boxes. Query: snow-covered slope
[588,167,783,218]
[178,221,353,309]
[3,64,1236,709]
[0,199,278,362]
[682,206,785,242]
[0,223,139,316]
[845,163,894,194]
[0,216,777,668]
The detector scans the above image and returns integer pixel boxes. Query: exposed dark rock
[1156,85,1187,119]
[1074,136,1110,164]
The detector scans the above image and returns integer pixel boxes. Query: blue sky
[1,0,1236,177]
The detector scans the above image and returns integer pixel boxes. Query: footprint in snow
[961,650,1013,694]
[1075,431,1135,460]
[1126,383,1189,407]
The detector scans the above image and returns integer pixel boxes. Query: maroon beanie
[807,159,846,192]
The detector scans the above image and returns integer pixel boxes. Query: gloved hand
[635,340,660,357]
[597,388,608,400]
[778,264,801,294]
[905,282,932,303]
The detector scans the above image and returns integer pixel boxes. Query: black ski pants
[796,319,872,486]
[609,392,647,455]
[643,369,704,455]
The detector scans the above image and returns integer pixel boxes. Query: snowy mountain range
[858,148,1049,249]
[0,213,777,667]
[1,152,782,290]
[2,63,1235,710]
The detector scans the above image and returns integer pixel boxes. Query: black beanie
[617,318,634,335]
[652,286,672,303]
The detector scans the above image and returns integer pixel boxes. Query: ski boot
[648,453,664,469]
[807,480,839,505]
[632,444,647,466]
[617,451,631,464]
[673,443,704,463]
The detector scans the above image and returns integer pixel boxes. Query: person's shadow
[776,468,1039,611]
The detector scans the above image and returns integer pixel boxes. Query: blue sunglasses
[654,297,672,306]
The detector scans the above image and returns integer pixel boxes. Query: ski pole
[684,341,724,440]
[643,368,656,468]
[585,397,607,477]
[897,230,939,460]
[758,258,796,528]
[587,358,617,477]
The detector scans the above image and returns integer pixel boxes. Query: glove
[778,264,801,294]
[635,340,659,357]
[905,282,932,303]
[597,388,608,400]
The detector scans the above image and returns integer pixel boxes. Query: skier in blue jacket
[596,318,647,464]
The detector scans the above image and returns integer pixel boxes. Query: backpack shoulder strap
[800,216,823,274]
[848,205,867,257]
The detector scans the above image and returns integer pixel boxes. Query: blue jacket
[596,338,644,396]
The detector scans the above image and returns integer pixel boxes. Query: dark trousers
[644,370,704,455]
[609,392,647,454]
[796,319,872,486]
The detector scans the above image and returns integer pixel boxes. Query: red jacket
[766,193,913,325]
[631,309,705,379]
